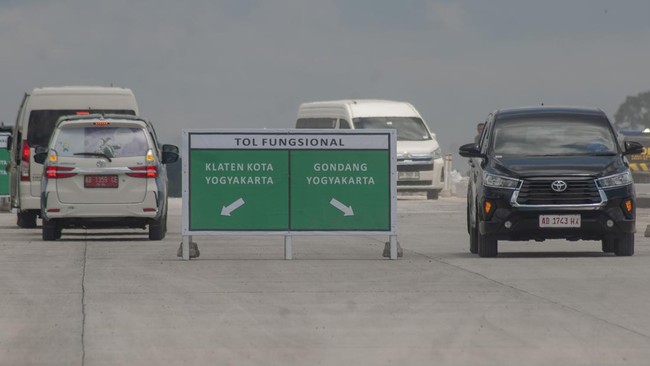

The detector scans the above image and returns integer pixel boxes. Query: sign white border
[182,129,397,237]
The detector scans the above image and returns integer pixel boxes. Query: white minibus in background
[296,99,444,199]
[8,86,139,227]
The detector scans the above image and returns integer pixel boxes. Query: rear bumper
[42,191,161,221]
[18,193,40,211]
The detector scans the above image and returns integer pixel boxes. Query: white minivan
[296,99,444,199]
[8,86,139,227]
[34,114,178,241]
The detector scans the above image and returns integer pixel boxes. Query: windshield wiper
[580,152,617,156]
[593,153,616,156]
[73,152,113,162]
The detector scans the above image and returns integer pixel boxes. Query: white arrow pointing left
[330,198,354,216]
[221,198,245,216]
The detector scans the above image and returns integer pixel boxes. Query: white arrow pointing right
[330,198,354,216]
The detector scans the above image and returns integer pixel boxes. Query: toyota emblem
[551,180,567,192]
[96,159,107,168]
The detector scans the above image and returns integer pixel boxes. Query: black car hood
[489,155,624,178]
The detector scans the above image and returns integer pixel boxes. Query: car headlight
[432,148,442,160]
[597,170,633,189]
[397,152,432,160]
[483,172,521,189]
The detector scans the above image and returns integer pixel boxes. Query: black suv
[459,107,644,257]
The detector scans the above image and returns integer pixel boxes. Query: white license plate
[398,171,419,180]
[539,215,581,228]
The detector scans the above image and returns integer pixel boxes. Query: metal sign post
[181,129,397,260]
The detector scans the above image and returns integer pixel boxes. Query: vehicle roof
[299,99,421,118]
[495,106,607,119]
[30,86,134,96]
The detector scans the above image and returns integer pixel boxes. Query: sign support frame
[181,129,397,260]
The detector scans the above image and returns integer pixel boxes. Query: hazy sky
[1,0,649,158]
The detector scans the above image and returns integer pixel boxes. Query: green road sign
[189,150,289,230]
[183,130,396,235]
[0,135,9,196]
[290,150,390,231]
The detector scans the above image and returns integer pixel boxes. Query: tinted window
[53,126,149,158]
[296,118,336,129]
[27,110,136,147]
[353,117,431,141]
[492,117,617,156]
[339,119,351,129]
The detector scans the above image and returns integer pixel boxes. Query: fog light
[484,200,493,215]
[606,220,614,228]
[621,199,634,219]
[504,221,512,229]
[483,199,496,220]
[624,200,633,213]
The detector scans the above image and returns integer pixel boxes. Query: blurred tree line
[614,90,650,131]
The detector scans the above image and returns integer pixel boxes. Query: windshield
[491,117,618,156]
[353,117,431,141]
[53,126,149,159]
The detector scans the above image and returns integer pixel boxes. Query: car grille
[397,164,434,172]
[516,178,601,205]
[397,180,432,186]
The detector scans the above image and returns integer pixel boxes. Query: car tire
[427,190,439,200]
[17,211,37,228]
[469,225,479,254]
[478,232,498,257]
[42,219,59,241]
[149,215,166,241]
[614,233,634,257]
[601,237,616,253]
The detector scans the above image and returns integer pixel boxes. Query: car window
[353,117,431,141]
[339,119,351,129]
[296,118,336,129]
[491,117,617,156]
[27,109,136,147]
[53,126,149,159]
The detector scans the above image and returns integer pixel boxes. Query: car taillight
[20,141,30,181]
[127,166,157,178]
[46,166,76,179]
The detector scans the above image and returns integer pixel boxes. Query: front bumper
[479,186,636,241]
[396,158,444,191]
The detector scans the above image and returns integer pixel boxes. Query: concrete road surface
[1,196,650,365]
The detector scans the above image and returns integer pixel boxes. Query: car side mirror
[33,146,48,164]
[623,141,644,156]
[162,144,179,164]
[458,142,485,158]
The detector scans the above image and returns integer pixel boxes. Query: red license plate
[84,175,119,188]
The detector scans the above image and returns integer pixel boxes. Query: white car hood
[396,139,439,155]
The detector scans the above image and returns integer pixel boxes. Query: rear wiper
[73,152,113,162]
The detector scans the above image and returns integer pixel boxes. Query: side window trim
[479,114,494,153]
